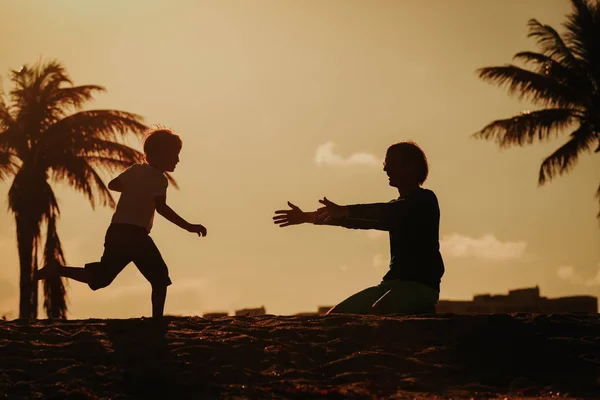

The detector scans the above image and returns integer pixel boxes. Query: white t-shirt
[111,163,168,232]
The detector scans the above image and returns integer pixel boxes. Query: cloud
[315,142,381,167]
[557,265,600,286]
[440,233,527,261]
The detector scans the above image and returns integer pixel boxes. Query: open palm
[273,202,307,227]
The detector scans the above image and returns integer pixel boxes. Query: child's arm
[155,196,207,236]
[108,177,124,192]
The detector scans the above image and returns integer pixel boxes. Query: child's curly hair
[143,127,182,162]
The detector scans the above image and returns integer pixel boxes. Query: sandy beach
[0,313,598,399]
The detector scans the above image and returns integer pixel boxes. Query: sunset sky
[1,0,598,319]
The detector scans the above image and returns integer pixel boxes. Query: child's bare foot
[34,259,61,280]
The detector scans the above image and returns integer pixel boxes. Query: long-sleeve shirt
[316,188,444,291]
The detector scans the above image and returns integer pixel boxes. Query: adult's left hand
[317,197,348,221]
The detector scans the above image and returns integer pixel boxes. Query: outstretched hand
[317,197,348,222]
[188,224,207,237]
[273,202,308,227]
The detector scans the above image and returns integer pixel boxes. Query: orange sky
[0,0,598,318]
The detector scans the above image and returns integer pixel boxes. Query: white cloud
[315,142,381,167]
[557,265,577,281]
[372,254,387,269]
[440,233,527,261]
[557,265,600,286]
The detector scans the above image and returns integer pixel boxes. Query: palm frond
[0,149,19,179]
[45,85,105,118]
[42,216,68,319]
[474,108,579,147]
[9,61,68,116]
[84,155,141,174]
[42,109,147,143]
[0,91,15,131]
[7,61,106,140]
[44,137,144,166]
[49,155,116,209]
[477,65,581,108]
[527,19,581,68]
[0,127,27,161]
[513,51,591,93]
[86,155,179,190]
[538,124,598,184]
[564,0,600,84]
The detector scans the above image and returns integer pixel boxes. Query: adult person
[273,141,444,314]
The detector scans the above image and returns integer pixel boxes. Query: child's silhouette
[35,128,207,318]
[273,141,444,315]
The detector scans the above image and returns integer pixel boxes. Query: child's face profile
[149,146,181,172]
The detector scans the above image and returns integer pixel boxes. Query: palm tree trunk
[15,215,37,320]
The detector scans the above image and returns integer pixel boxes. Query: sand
[0,313,598,399]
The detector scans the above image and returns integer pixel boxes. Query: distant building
[203,312,229,318]
[436,286,598,314]
[235,306,266,316]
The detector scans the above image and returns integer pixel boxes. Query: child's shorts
[85,223,172,290]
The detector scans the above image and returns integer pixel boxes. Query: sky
[0,0,598,319]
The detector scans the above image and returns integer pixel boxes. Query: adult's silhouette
[274,141,444,315]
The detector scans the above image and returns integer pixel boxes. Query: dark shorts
[85,223,172,291]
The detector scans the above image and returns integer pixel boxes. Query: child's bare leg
[35,260,89,283]
[152,285,167,318]
[58,267,91,284]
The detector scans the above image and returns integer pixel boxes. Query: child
[35,128,207,318]
[273,141,444,315]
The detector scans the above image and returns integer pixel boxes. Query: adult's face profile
[383,150,416,188]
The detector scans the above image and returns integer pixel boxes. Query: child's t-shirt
[111,163,168,233]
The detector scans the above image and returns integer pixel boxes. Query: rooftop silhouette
[436,286,597,314]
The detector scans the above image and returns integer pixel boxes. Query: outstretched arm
[314,198,389,231]
[155,196,207,237]
[273,202,317,227]
[273,201,387,231]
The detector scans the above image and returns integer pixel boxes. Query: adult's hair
[387,141,429,185]
[143,127,182,161]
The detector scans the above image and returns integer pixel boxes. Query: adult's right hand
[273,202,308,227]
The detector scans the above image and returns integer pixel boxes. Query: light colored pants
[326,280,439,315]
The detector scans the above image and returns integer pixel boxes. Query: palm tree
[0,60,150,319]
[474,0,600,219]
